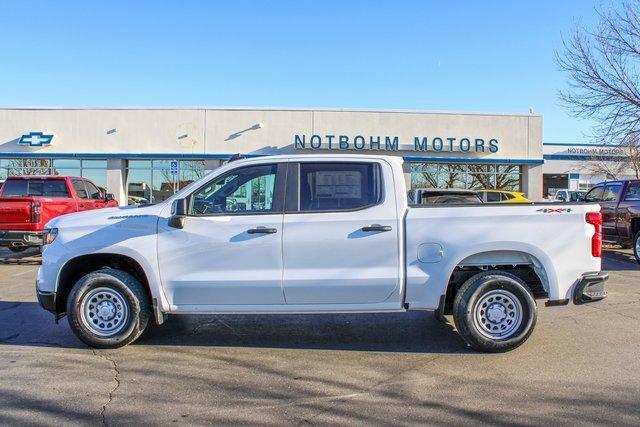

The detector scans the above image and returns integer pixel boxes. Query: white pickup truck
[36,154,608,352]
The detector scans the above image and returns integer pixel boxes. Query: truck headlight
[44,228,58,245]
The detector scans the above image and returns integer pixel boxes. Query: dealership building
[0,107,626,204]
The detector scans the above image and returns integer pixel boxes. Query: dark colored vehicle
[554,189,587,202]
[408,188,483,205]
[0,176,118,252]
[584,179,640,263]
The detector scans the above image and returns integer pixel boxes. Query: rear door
[71,178,92,211]
[615,182,640,240]
[281,160,401,306]
[601,183,623,238]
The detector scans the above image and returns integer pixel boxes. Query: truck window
[603,184,622,202]
[72,179,89,199]
[485,192,501,203]
[84,180,102,199]
[298,162,382,211]
[585,186,604,202]
[1,179,69,197]
[624,183,640,201]
[190,164,277,215]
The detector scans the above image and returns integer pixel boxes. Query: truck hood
[46,203,166,229]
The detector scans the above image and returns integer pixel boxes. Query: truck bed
[404,202,601,308]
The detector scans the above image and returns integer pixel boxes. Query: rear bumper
[545,272,608,307]
[0,230,43,247]
[573,272,608,304]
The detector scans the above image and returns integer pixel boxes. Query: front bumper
[0,230,43,247]
[573,272,608,304]
[36,288,57,314]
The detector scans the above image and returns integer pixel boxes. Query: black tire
[67,269,150,349]
[633,231,640,264]
[8,246,27,253]
[453,271,537,353]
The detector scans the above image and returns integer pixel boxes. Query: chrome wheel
[474,290,523,339]
[80,287,129,337]
[635,234,640,256]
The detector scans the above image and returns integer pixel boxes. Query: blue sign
[19,132,54,147]
[170,160,178,176]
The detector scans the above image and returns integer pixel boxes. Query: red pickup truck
[0,176,118,252]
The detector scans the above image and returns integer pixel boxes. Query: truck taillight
[31,201,41,224]
[586,211,602,258]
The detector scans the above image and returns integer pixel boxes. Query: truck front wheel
[66,269,150,349]
[453,271,537,353]
[634,231,640,264]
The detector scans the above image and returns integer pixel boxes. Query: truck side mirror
[169,198,188,229]
[104,193,115,202]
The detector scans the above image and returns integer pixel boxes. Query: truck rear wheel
[634,231,640,264]
[66,269,150,349]
[453,271,537,353]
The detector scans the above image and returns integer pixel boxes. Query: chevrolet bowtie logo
[19,132,54,147]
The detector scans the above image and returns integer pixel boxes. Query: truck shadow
[0,300,467,354]
[138,310,468,354]
[602,249,638,271]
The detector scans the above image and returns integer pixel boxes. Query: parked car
[37,155,607,352]
[477,189,531,203]
[408,188,483,205]
[553,189,586,202]
[584,179,640,263]
[127,195,150,205]
[0,176,118,252]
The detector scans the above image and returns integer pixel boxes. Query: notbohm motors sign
[565,147,624,156]
[294,134,499,153]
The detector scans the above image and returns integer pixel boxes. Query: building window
[0,159,108,190]
[126,160,205,205]
[1,159,52,177]
[410,163,522,191]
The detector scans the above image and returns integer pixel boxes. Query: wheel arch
[438,246,555,315]
[55,253,155,318]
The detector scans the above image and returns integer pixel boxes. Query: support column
[402,160,412,192]
[522,163,544,202]
[107,159,127,206]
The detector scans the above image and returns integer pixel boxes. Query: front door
[601,183,623,239]
[157,163,286,307]
[282,161,401,305]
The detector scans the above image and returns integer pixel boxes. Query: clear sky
[0,0,604,143]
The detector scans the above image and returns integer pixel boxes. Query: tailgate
[0,198,34,224]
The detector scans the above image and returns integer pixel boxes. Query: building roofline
[0,106,543,118]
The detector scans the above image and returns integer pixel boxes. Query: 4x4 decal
[536,207,573,213]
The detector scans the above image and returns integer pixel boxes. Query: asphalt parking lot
[1,248,639,425]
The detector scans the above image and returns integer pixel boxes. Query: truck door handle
[362,225,392,232]
[247,227,277,234]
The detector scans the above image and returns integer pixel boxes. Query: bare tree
[556,1,640,178]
